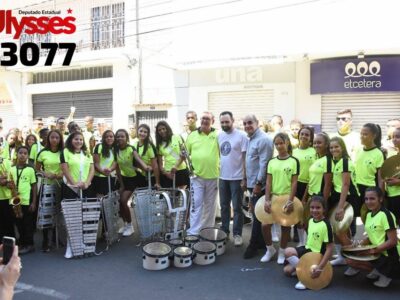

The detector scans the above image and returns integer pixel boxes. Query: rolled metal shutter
[321,93,400,136]
[32,89,113,126]
[208,90,274,125]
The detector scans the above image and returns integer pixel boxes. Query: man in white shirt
[218,111,248,246]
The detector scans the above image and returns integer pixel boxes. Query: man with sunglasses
[331,109,360,160]
[242,114,274,259]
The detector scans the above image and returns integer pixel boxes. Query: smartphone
[2,236,16,265]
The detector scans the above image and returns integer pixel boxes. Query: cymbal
[255,195,274,224]
[381,155,400,180]
[296,252,333,291]
[342,252,380,261]
[360,203,368,224]
[342,244,376,252]
[271,195,303,226]
[328,202,354,233]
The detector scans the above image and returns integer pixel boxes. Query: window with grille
[91,2,125,50]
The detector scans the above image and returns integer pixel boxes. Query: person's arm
[311,242,334,278]
[151,157,161,188]
[369,229,398,255]
[377,169,385,195]
[84,164,95,190]
[336,172,350,221]
[302,184,309,204]
[115,165,124,192]
[322,173,332,202]
[257,138,272,186]
[264,174,272,213]
[61,163,76,186]
[0,245,21,300]
[133,151,151,172]
[241,151,247,191]
[93,153,103,175]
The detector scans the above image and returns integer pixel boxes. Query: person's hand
[146,166,152,172]
[165,172,174,180]
[253,184,261,196]
[264,200,272,214]
[29,203,36,213]
[170,167,177,175]
[284,201,294,214]
[103,168,111,176]
[240,179,247,191]
[335,208,344,222]
[310,266,322,279]
[154,183,161,190]
[386,177,400,186]
[248,200,254,214]
[0,245,21,292]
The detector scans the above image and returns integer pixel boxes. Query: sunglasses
[243,121,253,126]
[336,117,351,121]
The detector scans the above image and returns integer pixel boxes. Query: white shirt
[218,128,248,180]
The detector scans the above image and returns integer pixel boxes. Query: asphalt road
[11,219,400,300]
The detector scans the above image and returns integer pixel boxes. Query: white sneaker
[277,248,285,265]
[344,267,360,277]
[260,247,276,262]
[373,274,392,288]
[295,281,306,290]
[330,256,347,266]
[118,224,127,234]
[366,269,380,280]
[233,235,243,247]
[122,224,134,237]
[64,245,73,259]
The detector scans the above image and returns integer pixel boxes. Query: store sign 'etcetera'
[310,56,400,94]
[0,9,76,67]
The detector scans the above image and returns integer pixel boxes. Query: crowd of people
[0,108,400,294]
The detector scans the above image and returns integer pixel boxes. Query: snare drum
[199,227,227,256]
[142,242,171,271]
[184,235,199,249]
[168,238,184,259]
[174,246,193,268]
[193,241,216,266]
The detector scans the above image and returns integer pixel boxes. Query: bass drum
[142,242,171,271]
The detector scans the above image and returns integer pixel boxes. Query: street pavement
[13,222,400,300]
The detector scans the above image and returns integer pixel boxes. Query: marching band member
[345,187,400,288]
[60,131,94,259]
[284,195,333,290]
[28,128,49,166]
[155,121,189,189]
[92,130,117,197]
[328,136,359,266]
[354,123,385,209]
[9,146,37,255]
[303,133,332,203]
[293,126,316,246]
[185,112,219,235]
[263,133,299,264]
[35,130,64,252]
[115,129,150,237]
[1,131,20,165]
[385,127,400,224]
[0,157,13,241]
[132,124,160,189]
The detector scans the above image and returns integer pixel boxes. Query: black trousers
[0,200,15,242]
[15,205,35,247]
[248,188,266,248]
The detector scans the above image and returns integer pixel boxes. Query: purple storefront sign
[310,56,400,94]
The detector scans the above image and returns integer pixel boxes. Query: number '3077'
[1,42,76,66]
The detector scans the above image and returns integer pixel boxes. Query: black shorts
[328,191,358,215]
[161,168,190,188]
[92,176,116,195]
[135,172,156,188]
[61,183,95,199]
[121,175,139,192]
[372,254,400,279]
[387,195,400,221]
[296,181,308,199]
[295,245,311,258]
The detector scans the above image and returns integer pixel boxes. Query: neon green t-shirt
[305,218,333,253]
[293,147,316,183]
[386,152,400,197]
[266,156,299,195]
[365,208,400,257]
[332,157,359,196]
[115,145,137,177]
[186,129,219,179]
[36,148,62,184]
[61,149,93,182]
[9,165,36,206]
[308,156,332,196]
[93,144,115,177]
[0,158,12,200]
[1,143,17,163]
[133,141,156,166]
[354,147,384,186]
[158,135,186,172]
[29,142,45,163]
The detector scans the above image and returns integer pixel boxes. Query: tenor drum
[173,246,193,268]
[199,227,227,256]
[184,235,199,249]
[193,241,216,266]
[142,242,171,271]
[168,238,184,259]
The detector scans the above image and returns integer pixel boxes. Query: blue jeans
[219,179,244,236]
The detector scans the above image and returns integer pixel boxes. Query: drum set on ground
[142,227,227,271]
